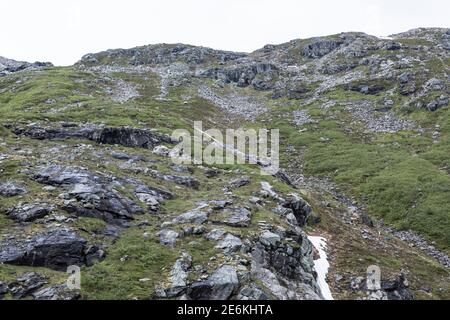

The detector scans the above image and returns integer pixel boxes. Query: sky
[1,0,449,66]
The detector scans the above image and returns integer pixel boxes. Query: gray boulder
[8,203,54,222]
[32,284,80,300]
[11,124,174,150]
[237,285,270,300]
[157,229,179,247]
[260,231,281,248]
[8,272,47,299]
[282,194,312,227]
[173,207,209,225]
[0,229,95,271]
[426,95,448,111]
[0,182,27,197]
[216,233,243,253]
[218,207,252,227]
[187,265,239,300]
[33,165,144,223]
[163,252,193,297]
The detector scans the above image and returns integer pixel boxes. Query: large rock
[0,182,27,197]
[381,273,414,300]
[426,95,448,112]
[163,252,193,297]
[33,165,100,186]
[0,229,96,271]
[33,165,144,223]
[212,207,252,228]
[216,233,243,253]
[187,265,239,300]
[347,82,386,95]
[32,284,80,300]
[228,177,251,189]
[199,63,278,89]
[237,285,270,300]
[8,272,47,299]
[259,231,281,248]
[89,127,174,149]
[7,203,54,222]
[251,229,322,300]
[147,169,200,189]
[282,194,312,227]
[173,206,209,225]
[11,123,174,150]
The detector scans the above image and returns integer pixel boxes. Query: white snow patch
[308,236,334,300]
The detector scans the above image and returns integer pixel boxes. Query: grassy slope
[0,50,449,298]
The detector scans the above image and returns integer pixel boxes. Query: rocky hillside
[0,57,52,77]
[0,27,449,300]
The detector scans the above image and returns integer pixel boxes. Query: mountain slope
[0,27,449,300]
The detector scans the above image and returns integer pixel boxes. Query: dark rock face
[0,182,27,197]
[228,177,251,189]
[63,186,144,222]
[0,274,80,300]
[0,281,8,299]
[274,171,297,188]
[89,127,174,149]
[204,168,219,178]
[426,95,448,111]
[398,72,417,95]
[10,124,94,140]
[7,203,54,222]
[360,213,374,228]
[286,84,311,100]
[8,272,47,299]
[282,194,312,227]
[11,124,174,150]
[237,285,270,300]
[300,38,344,58]
[381,41,402,51]
[187,265,239,300]
[381,274,414,300]
[33,165,101,186]
[0,229,93,271]
[257,232,313,281]
[347,82,386,94]
[251,229,322,300]
[199,63,278,90]
[33,165,144,222]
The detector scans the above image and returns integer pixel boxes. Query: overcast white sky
[1,0,449,66]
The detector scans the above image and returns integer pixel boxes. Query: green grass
[361,157,450,247]
[81,228,178,300]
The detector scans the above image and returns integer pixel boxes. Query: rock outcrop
[0,56,52,76]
